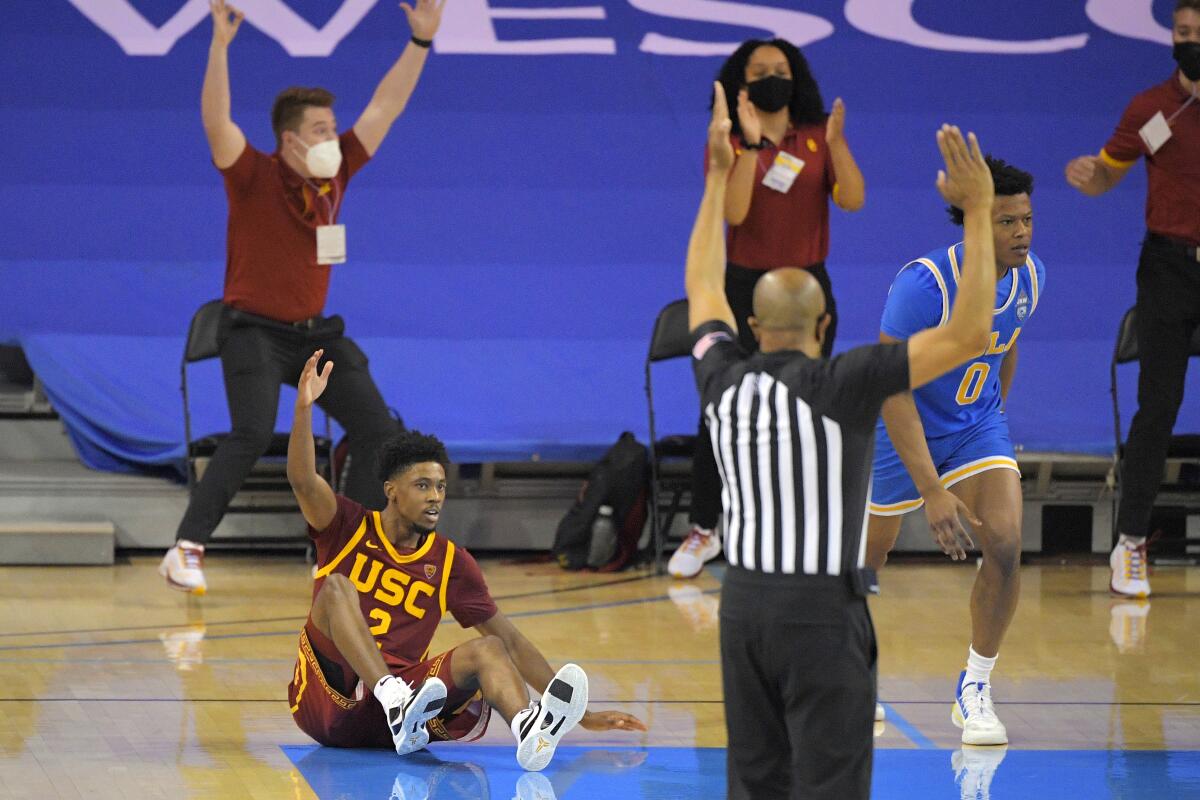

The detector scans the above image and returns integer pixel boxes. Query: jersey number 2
[368,608,391,636]
[956,363,989,405]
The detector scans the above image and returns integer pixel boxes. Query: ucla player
[286,350,645,770]
[866,158,1041,748]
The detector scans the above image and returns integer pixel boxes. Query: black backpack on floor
[552,432,648,571]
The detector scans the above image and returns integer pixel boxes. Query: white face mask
[294,137,342,178]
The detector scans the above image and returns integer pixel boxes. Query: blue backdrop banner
[4,0,1197,469]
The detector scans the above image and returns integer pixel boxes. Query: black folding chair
[1109,305,1200,540]
[645,299,699,573]
[181,300,332,513]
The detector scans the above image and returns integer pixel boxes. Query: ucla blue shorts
[869,412,1020,516]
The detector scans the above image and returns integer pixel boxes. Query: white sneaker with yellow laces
[667,525,721,579]
[1110,538,1151,598]
[159,540,207,595]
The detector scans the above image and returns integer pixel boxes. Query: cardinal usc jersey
[307,495,499,669]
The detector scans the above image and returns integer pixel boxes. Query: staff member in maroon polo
[1065,0,1200,598]
[669,37,865,579]
[159,0,446,595]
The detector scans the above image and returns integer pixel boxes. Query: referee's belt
[1148,231,1200,262]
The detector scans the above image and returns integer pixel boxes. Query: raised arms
[686,83,738,333]
[287,350,339,531]
[352,0,446,156]
[201,0,247,169]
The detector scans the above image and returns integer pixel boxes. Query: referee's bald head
[752,268,826,331]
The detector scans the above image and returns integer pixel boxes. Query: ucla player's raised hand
[297,349,334,409]
[708,81,735,173]
[935,125,993,214]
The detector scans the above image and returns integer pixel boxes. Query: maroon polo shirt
[706,124,835,270]
[1102,71,1200,245]
[219,130,371,322]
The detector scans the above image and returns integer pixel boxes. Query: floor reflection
[952,745,1007,800]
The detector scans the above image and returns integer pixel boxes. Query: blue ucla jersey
[879,242,1045,439]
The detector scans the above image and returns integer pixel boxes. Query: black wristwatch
[741,137,772,151]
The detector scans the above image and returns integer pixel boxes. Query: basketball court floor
[1,556,1197,799]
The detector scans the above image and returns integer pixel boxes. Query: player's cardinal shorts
[288,623,490,747]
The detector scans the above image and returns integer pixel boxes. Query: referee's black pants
[1118,233,1200,538]
[691,262,837,530]
[721,568,876,800]
[176,312,399,544]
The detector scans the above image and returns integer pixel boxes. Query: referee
[689,84,1001,799]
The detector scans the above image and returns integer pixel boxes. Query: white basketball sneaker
[514,663,589,772]
[667,525,721,579]
[1110,539,1151,598]
[376,675,447,757]
[951,672,1008,745]
[875,702,886,722]
[952,744,1008,800]
[159,540,207,595]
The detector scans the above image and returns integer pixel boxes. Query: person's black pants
[1118,233,1200,538]
[690,262,836,529]
[721,568,875,800]
[176,313,398,543]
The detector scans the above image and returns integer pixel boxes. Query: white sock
[1119,534,1146,548]
[510,703,538,742]
[964,646,997,686]
[373,675,408,708]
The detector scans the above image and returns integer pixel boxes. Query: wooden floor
[1,556,1198,798]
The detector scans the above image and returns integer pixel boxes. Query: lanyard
[1167,86,1199,126]
[303,178,342,226]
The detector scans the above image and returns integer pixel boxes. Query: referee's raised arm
[905,126,999,389]
[685,82,738,335]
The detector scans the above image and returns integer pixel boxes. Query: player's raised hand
[297,350,333,408]
[923,486,979,562]
[1064,155,1099,189]
[825,97,846,145]
[736,87,762,147]
[935,125,993,214]
[401,0,446,41]
[209,0,244,48]
[580,709,648,733]
[708,82,735,173]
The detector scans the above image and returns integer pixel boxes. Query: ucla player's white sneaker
[951,671,1008,745]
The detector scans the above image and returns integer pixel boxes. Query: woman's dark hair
[376,429,450,482]
[714,38,826,137]
[946,156,1034,226]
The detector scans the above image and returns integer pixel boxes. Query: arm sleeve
[219,141,263,196]
[826,342,911,426]
[880,264,945,340]
[691,320,742,398]
[446,546,500,628]
[1101,95,1149,167]
[340,129,371,181]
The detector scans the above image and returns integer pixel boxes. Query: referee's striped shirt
[692,320,910,578]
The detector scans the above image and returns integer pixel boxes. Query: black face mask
[747,75,793,114]
[1174,41,1200,82]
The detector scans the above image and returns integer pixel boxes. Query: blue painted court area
[282,744,1200,799]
